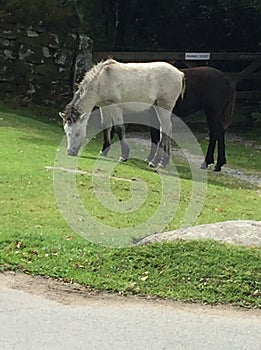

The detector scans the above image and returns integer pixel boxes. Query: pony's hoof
[148,161,156,168]
[157,162,166,169]
[214,166,221,172]
[118,156,128,162]
[200,162,208,169]
[99,151,106,156]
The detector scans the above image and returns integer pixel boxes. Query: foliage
[71,0,261,51]
[250,112,261,127]
[1,0,260,50]
[0,0,78,33]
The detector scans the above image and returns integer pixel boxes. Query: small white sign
[185,52,210,60]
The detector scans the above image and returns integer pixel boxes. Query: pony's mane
[78,58,116,93]
[65,59,117,122]
[63,103,80,123]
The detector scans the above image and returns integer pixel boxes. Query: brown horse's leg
[202,122,226,171]
[201,130,216,169]
[202,109,225,170]
[214,128,226,172]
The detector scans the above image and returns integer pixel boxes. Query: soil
[128,133,261,187]
[1,271,260,316]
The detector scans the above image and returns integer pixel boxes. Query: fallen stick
[45,166,138,183]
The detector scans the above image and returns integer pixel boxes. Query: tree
[62,0,261,51]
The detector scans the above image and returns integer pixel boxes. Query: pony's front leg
[146,127,160,163]
[100,127,113,156]
[115,125,130,162]
[155,114,172,168]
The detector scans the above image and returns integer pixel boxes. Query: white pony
[60,58,185,167]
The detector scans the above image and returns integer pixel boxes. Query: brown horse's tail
[222,77,236,128]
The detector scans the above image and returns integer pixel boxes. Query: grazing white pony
[60,58,185,167]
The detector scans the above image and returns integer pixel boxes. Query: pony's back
[97,59,184,107]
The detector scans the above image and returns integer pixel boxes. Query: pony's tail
[222,77,236,128]
[180,74,186,99]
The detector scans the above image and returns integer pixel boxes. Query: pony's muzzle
[67,149,78,156]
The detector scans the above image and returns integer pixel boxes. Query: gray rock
[26,29,39,38]
[42,46,52,58]
[135,220,261,247]
[0,29,17,40]
[3,49,16,60]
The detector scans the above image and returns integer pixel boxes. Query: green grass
[1,232,260,307]
[226,142,261,173]
[0,104,260,307]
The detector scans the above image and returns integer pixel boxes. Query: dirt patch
[0,271,96,306]
[171,147,261,187]
[0,271,139,307]
[1,271,260,316]
[128,134,261,187]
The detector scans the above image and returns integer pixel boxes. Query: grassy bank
[0,104,260,307]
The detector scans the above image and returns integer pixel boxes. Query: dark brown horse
[101,66,236,171]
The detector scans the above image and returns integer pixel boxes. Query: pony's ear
[80,113,90,121]
[59,112,66,120]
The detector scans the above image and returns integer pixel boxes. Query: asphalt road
[1,286,260,350]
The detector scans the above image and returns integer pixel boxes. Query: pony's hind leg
[146,127,160,163]
[146,107,161,163]
[158,132,170,167]
[150,104,172,168]
[149,120,172,168]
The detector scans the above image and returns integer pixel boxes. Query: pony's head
[59,104,87,156]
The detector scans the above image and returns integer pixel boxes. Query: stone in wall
[0,0,85,105]
[0,37,19,55]
[0,60,16,82]
[19,44,43,64]
[0,6,89,107]
[0,27,17,40]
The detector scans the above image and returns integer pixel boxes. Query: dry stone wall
[0,12,93,107]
